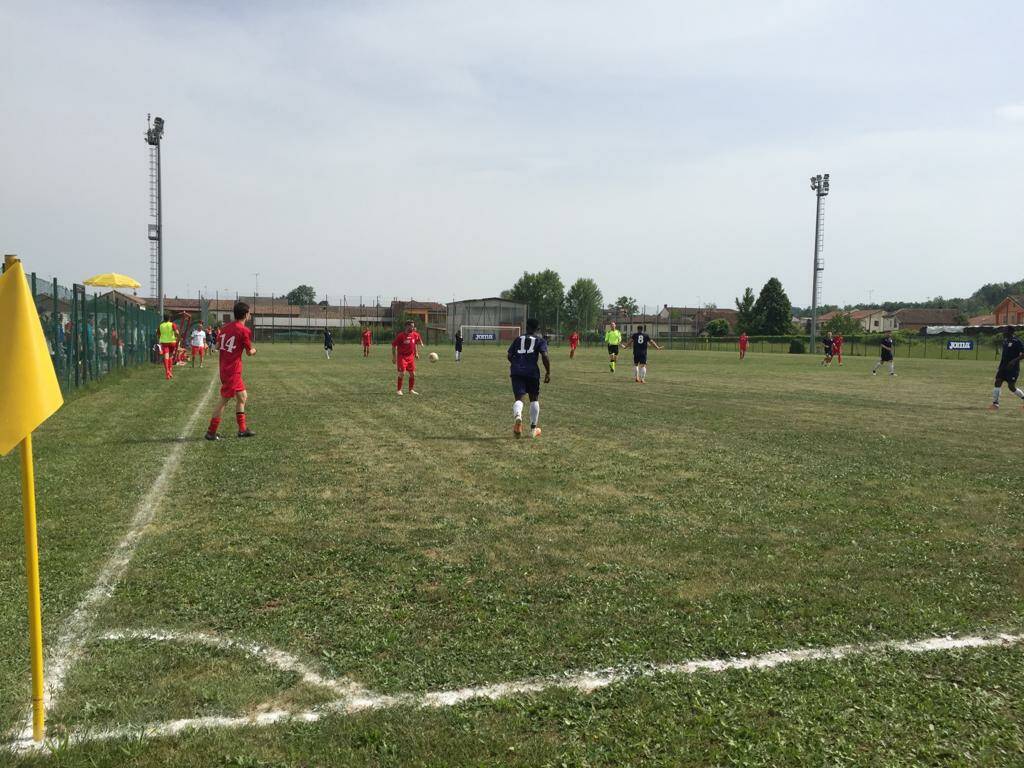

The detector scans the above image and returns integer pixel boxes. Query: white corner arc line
[11,377,217,744]
[98,629,365,699]
[8,630,1022,753]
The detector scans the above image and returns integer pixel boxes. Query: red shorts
[739,345,748,351]
[191,345,205,356]
[220,377,246,399]
[396,356,416,373]
[363,341,371,348]
[570,342,578,349]
[160,343,177,356]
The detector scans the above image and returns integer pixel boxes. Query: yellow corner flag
[0,255,64,743]
[0,258,64,455]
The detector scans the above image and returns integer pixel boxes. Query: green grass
[2,345,1023,766]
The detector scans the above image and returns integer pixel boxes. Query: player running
[454,330,463,363]
[622,325,661,383]
[834,333,844,365]
[392,320,424,395]
[820,331,835,366]
[739,332,749,360]
[509,318,551,438]
[323,328,334,359]
[605,322,622,372]
[189,321,207,368]
[361,327,372,357]
[871,332,897,376]
[988,326,1024,411]
[157,313,180,380]
[205,301,257,440]
[569,330,580,359]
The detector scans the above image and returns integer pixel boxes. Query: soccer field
[2,345,1023,766]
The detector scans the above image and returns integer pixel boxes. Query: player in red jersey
[392,320,424,395]
[205,301,257,440]
[569,330,580,359]
[834,333,844,365]
[738,332,749,360]
[361,327,372,357]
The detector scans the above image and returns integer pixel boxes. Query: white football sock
[993,387,1001,404]
[513,400,524,419]
[1015,388,1024,400]
[634,366,639,378]
[889,362,895,374]
[640,365,647,381]
[529,401,540,426]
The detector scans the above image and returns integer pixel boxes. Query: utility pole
[809,172,830,352]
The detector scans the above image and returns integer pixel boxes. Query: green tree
[751,277,793,335]
[734,287,756,333]
[705,318,730,336]
[823,312,862,336]
[286,285,317,305]
[612,296,639,316]
[503,270,565,331]
[564,278,604,332]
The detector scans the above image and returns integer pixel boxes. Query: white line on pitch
[10,377,217,745]
[9,629,1021,752]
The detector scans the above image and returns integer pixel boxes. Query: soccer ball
[428,352,439,362]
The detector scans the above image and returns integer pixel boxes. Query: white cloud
[995,103,1024,122]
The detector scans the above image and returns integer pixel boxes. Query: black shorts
[511,375,541,399]
[324,342,334,349]
[633,351,648,365]
[996,366,1019,387]
[880,351,893,362]
[607,344,619,355]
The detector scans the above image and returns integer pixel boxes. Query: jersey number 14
[219,335,237,353]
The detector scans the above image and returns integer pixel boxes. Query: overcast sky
[2,1,1022,309]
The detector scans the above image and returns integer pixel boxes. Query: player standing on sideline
[454,330,464,363]
[871,332,897,376]
[834,333,844,365]
[392,320,423,395]
[189,321,207,368]
[569,329,580,359]
[323,328,334,359]
[739,332,749,360]
[820,331,835,366]
[623,325,662,383]
[361,326,372,357]
[605,321,622,372]
[158,313,180,380]
[987,326,1024,411]
[205,301,257,440]
[509,318,550,438]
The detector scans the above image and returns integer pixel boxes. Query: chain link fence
[2,265,161,393]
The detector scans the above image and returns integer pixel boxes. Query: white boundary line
[11,378,217,745]
[8,628,1022,752]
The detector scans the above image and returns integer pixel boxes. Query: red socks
[409,373,415,390]
[397,376,403,392]
[236,412,247,431]
[207,417,221,435]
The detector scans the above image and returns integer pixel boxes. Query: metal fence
[1,264,161,393]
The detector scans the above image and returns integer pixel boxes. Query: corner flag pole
[2,253,64,743]
[20,431,45,741]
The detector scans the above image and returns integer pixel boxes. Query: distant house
[969,313,997,326]
[885,308,960,332]
[993,296,1024,326]
[850,308,887,332]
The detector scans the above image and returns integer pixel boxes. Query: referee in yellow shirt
[604,321,622,372]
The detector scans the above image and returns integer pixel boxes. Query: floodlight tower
[808,172,830,352]
[146,115,166,317]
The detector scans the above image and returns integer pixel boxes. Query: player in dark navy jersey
[622,325,662,383]
[871,332,896,376]
[507,318,551,438]
[820,332,835,366]
[988,326,1024,411]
